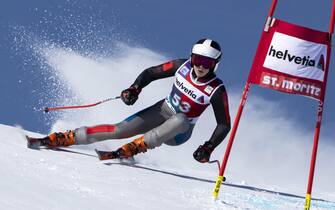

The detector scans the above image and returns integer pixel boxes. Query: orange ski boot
[47,130,76,147]
[96,136,147,160]
[118,136,147,158]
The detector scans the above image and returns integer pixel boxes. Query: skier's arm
[207,85,231,148]
[193,86,231,163]
[131,59,187,90]
[120,59,187,105]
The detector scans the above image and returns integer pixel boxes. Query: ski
[46,147,98,158]
[95,149,136,162]
[26,136,124,161]
[95,149,121,160]
[26,135,48,149]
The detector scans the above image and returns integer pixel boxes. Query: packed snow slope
[3,42,335,209]
[1,124,335,210]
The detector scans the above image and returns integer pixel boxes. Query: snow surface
[1,124,334,210]
[4,39,335,209]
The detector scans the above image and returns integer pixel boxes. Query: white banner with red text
[248,19,331,100]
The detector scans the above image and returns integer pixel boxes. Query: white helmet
[191,39,222,72]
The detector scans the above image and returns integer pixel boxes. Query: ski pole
[43,96,121,113]
[208,160,226,182]
[208,160,221,171]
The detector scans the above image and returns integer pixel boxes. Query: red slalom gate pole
[212,82,251,199]
[212,0,279,200]
[268,0,278,17]
[264,0,278,32]
[43,96,121,113]
[304,1,335,209]
[329,0,335,34]
[304,105,323,210]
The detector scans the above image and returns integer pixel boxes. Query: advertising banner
[248,19,331,100]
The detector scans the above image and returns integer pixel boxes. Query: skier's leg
[46,100,168,147]
[143,113,194,149]
[113,113,194,158]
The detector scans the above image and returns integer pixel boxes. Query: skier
[28,38,231,163]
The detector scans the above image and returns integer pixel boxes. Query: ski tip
[25,135,32,148]
[26,135,41,150]
[95,149,104,161]
[95,149,122,161]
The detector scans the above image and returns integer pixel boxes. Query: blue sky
[1,0,334,138]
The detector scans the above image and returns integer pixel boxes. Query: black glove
[121,86,141,105]
[193,141,214,163]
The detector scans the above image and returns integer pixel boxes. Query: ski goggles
[191,54,217,69]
